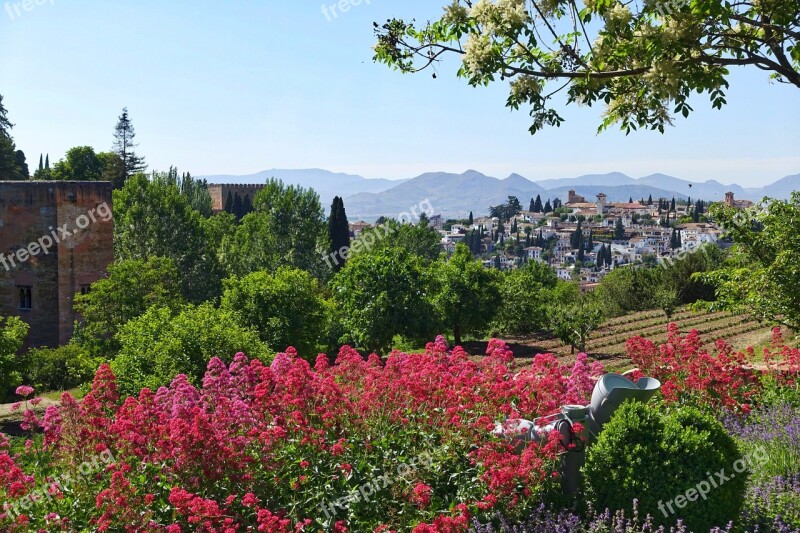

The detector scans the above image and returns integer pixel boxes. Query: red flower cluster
[1,337,605,532]
[627,323,800,412]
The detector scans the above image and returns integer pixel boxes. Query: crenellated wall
[207,184,266,212]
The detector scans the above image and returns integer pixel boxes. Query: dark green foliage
[73,257,186,358]
[595,267,663,316]
[0,94,12,137]
[21,344,99,392]
[614,218,625,240]
[331,247,438,353]
[494,260,558,335]
[328,196,351,272]
[221,267,330,357]
[432,244,501,345]
[113,174,223,303]
[111,303,269,396]
[0,316,28,401]
[14,150,28,179]
[584,402,747,532]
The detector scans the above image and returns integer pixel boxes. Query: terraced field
[503,307,775,369]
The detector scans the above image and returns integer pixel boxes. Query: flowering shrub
[741,474,800,531]
[626,323,763,412]
[0,337,604,532]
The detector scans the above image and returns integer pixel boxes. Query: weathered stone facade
[207,184,265,212]
[0,182,114,349]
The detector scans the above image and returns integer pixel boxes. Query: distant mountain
[199,168,407,208]
[535,172,636,189]
[200,168,798,220]
[343,170,547,221]
[637,173,748,201]
[755,174,800,199]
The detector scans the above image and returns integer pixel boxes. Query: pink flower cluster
[1,337,604,532]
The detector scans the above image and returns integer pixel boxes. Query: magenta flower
[15,385,34,398]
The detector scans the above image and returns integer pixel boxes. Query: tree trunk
[454,324,462,347]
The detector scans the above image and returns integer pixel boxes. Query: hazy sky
[1,0,798,187]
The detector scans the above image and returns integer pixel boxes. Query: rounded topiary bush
[583,401,747,531]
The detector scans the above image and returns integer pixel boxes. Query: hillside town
[340,190,752,292]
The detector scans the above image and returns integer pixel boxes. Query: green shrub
[0,316,28,401]
[21,344,99,392]
[583,402,747,531]
[111,303,270,395]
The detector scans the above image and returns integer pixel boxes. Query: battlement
[207,183,265,211]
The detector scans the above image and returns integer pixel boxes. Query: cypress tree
[468,211,473,225]
[534,194,543,213]
[529,198,535,212]
[224,191,234,214]
[670,197,676,211]
[243,194,253,217]
[44,154,49,169]
[328,196,351,271]
[647,194,653,205]
[233,193,243,220]
[544,199,552,213]
[38,154,43,171]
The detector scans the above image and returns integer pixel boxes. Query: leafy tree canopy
[374,0,799,134]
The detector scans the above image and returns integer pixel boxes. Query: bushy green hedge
[21,344,99,392]
[583,402,747,531]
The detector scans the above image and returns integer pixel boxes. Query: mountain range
[199,168,800,221]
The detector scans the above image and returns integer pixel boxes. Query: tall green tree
[331,247,437,353]
[113,174,223,303]
[550,285,604,354]
[151,167,213,217]
[0,94,12,137]
[73,257,186,358]
[432,244,501,345]
[0,96,28,181]
[328,196,351,272]
[614,218,626,240]
[494,260,558,335]
[227,179,328,278]
[112,107,147,185]
[375,2,799,134]
[51,146,104,181]
[221,267,330,357]
[703,196,800,330]
[14,150,28,179]
[595,266,663,317]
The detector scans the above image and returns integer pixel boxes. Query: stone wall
[0,182,114,349]
[207,184,265,212]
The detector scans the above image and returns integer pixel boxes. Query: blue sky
[1,0,798,187]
